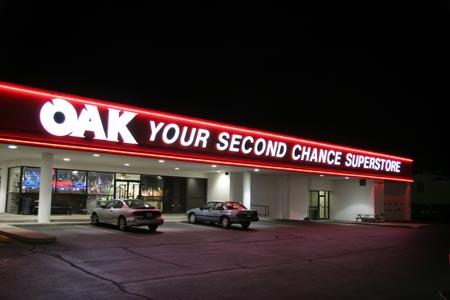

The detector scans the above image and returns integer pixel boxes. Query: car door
[197,201,216,222]
[209,202,225,223]
[100,200,116,224]
[109,200,124,225]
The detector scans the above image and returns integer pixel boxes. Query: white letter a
[107,108,138,144]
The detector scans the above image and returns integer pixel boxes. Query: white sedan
[91,199,164,232]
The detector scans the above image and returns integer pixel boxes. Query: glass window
[114,201,123,208]
[22,167,41,193]
[104,200,115,209]
[204,202,216,209]
[140,175,163,197]
[54,169,87,194]
[8,167,21,193]
[88,171,114,196]
[6,167,21,213]
[115,173,141,181]
[214,202,224,210]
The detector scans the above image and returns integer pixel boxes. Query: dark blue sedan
[185,201,259,229]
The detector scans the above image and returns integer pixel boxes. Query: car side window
[114,201,123,208]
[214,203,224,210]
[104,201,115,209]
[204,202,215,209]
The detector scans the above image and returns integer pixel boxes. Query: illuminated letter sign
[0,81,413,182]
[40,98,137,144]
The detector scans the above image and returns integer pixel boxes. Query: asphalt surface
[0,220,449,300]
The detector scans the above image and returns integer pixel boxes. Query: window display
[8,167,21,193]
[6,167,21,213]
[22,167,40,192]
[54,169,87,193]
[86,172,115,213]
[88,172,114,195]
[141,175,163,210]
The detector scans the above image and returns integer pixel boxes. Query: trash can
[308,207,319,220]
[21,197,34,215]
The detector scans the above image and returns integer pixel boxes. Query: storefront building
[0,81,414,223]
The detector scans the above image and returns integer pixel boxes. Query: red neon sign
[0,81,413,182]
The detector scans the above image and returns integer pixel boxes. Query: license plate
[146,213,154,218]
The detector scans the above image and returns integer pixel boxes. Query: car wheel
[188,213,197,224]
[241,222,250,229]
[148,224,158,232]
[91,213,99,226]
[118,216,128,231]
[221,216,231,228]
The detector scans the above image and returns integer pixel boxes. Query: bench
[356,213,382,223]
[34,200,72,215]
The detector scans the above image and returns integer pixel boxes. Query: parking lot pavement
[0,212,432,244]
[0,220,449,300]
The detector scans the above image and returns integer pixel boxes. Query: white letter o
[40,98,78,136]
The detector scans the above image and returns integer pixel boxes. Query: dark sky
[1,1,449,175]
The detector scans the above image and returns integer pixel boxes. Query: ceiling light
[158,160,165,163]
[124,163,130,166]
[174,167,180,170]
[8,145,17,149]
[63,158,70,161]
[211,165,217,168]
[92,153,100,157]
[254,169,259,172]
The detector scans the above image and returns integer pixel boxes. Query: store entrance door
[318,191,329,219]
[309,190,330,220]
[115,180,140,199]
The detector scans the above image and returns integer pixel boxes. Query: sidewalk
[0,212,91,225]
[0,212,187,244]
[0,212,187,225]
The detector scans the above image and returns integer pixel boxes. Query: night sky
[1,1,449,175]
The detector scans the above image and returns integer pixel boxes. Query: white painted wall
[287,175,310,220]
[248,174,381,222]
[207,172,230,202]
[309,176,334,192]
[250,174,281,218]
[331,179,376,221]
[229,172,243,202]
[384,181,410,221]
[1,155,411,222]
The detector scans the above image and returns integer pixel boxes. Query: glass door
[115,180,140,199]
[309,190,330,220]
[318,191,329,219]
[129,182,140,199]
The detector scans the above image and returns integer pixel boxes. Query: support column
[373,181,385,221]
[242,172,251,209]
[0,163,7,213]
[281,174,289,219]
[38,153,53,223]
[404,183,411,221]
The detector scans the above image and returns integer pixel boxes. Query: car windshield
[225,202,247,210]
[125,199,155,209]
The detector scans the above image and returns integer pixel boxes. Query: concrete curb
[0,224,57,244]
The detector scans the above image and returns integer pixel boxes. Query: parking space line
[74,225,147,240]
